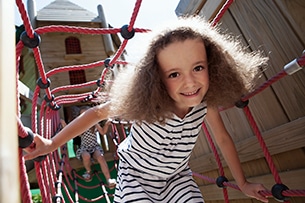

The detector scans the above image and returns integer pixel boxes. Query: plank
[219,13,289,131]
[190,117,305,172]
[0,1,20,202]
[274,0,305,44]
[229,0,305,120]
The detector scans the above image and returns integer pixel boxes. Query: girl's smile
[181,88,200,96]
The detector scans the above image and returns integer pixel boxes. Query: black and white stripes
[114,103,207,202]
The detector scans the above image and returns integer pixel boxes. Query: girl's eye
[168,72,179,78]
[194,65,204,72]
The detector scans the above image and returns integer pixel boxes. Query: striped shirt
[114,102,207,203]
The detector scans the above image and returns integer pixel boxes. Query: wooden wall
[36,21,114,96]
[189,0,305,202]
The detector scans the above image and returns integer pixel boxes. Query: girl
[25,17,269,202]
[60,108,116,186]
[74,106,116,187]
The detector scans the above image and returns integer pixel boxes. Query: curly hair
[109,17,268,123]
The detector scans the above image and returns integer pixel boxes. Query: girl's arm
[205,106,268,203]
[24,102,110,160]
[60,119,67,128]
[95,120,111,135]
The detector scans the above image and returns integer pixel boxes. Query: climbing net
[15,0,305,202]
[51,120,129,203]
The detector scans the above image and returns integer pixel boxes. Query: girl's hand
[240,181,269,203]
[23,134,54,160]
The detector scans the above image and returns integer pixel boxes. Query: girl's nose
[184,74,196,86]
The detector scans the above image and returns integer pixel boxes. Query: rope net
[15,0,305,202]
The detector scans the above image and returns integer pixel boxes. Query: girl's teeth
[184,90,197,95]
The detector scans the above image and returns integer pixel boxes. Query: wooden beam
[18,80,42,106]
[190,117,305,172]
[0,1,20,202]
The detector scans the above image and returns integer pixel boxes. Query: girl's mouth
[181,89,200,96]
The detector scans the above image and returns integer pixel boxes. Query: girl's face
[158,38,209,118]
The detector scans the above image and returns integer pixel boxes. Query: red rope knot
[18,127,34,148]
[96,79,106,87]
[120,24,135,40]
[235,99,249,108]
[52,194,63,203]
[271,183,290,202]
[48,102,61,111]
[104,58,114,69]
[37,77,51,89]
[81,92,97,103]
[20,31,41,48]
[216,176,229,188]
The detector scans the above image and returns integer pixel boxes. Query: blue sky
[15,0,180,60]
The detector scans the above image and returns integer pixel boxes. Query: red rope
[109,39,129,66]
[211,0,234,26]
[35,25,149,36]
[242,70,287,101]
[197,3,235,202]
[19,148,33,203]
[111,123,122,146]
[34,161,50,203]
[243,106,282,183]
[193,173,305,199]
[242,51,304,101]
[201,122,229,203]
[93,171,111,203]
[15,0,34,37]
[71,170,80,203]
[128,0,142,30]
[61,182,75,203]
[201,123,225,176]
[120,123,127,140]
[55,82,96,93]
[57,144,117,200]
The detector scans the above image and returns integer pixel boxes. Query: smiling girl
[25,17,269,203]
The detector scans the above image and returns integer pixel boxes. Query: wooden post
[0,1,20,203]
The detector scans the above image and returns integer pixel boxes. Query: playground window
[69,70,86,85]
[65,37,82,54]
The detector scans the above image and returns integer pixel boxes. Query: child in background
[25,17,269,202]
[74,106,116,187]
